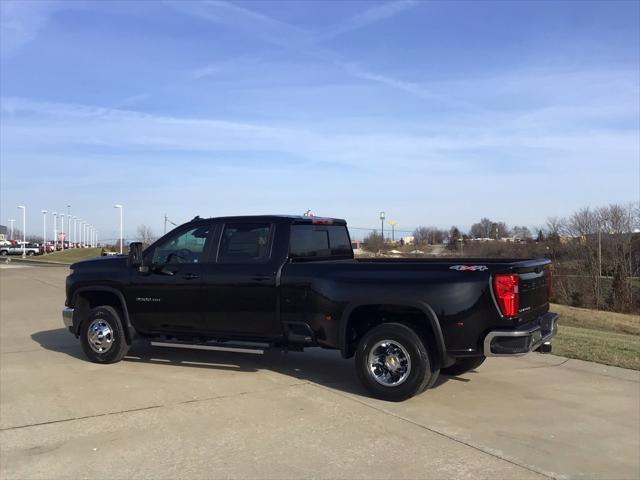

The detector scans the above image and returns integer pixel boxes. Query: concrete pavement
[1,264,638,479]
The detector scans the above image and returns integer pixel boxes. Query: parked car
[62,215,557,401]
[0,243,41,256]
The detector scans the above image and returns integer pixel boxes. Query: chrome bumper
[62,307,74,328]
[484,312,558,357]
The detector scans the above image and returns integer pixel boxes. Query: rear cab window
[218,223,273,263]
[289,224,353,260]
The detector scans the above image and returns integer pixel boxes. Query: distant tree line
[360,202,639,313]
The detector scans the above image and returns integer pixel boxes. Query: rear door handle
[252,274,272,282]
[183,273,200,280]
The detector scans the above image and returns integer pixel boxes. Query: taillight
[493,273,519,317]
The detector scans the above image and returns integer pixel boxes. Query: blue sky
[1,0,638,241]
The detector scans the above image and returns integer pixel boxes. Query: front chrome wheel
[367,340,412,386]
[87,319,114,353]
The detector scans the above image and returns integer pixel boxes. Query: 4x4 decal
[449,265,488,271]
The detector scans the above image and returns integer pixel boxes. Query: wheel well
[74,290,130,343]
[344,304,443,369]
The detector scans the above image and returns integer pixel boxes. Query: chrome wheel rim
[367,340,412,386]
[87,319,114,353]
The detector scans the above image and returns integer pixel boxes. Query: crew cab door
[200,222,280,337]
[127,222,215,334]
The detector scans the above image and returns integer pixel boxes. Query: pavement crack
[0,404,165,432]
[309,383,561,480]
[1,381,308,432]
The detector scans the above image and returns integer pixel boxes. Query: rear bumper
[484,312,558,357]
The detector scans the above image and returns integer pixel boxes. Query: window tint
[290,225,353,259]
[152,225,210,264]
[218,223,271,263]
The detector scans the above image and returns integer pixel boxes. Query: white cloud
[1,96,637,176]
[318,0,420,41]
[0,0,61,57]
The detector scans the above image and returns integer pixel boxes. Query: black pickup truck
[63,215,557,401]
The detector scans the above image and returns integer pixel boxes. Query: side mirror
[127,242,143,268]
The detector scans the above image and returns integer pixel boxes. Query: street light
[17,206,25,258]
[8,219,15,241]
[60,214,65,251]
[41,210,47,254]
[114,204,123,254]
[67,206,71,248]
[379,211,386,242]
[389,220,397,242]
[52,212,58,250]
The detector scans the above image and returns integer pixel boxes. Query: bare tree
[470,218,493,238]
[470,218,509,239]
[136,225,155,246]
[363,231,385,253]
[413,227,446,246]
[511,226,532,241]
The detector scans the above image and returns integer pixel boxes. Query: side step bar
[150,341,268,355]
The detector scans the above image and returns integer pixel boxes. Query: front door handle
[183,273,200,280]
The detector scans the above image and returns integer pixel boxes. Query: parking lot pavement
[1,266,639,479]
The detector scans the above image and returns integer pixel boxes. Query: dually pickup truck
[63,215,557,401]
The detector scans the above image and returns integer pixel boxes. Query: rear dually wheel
[355,323,436,402]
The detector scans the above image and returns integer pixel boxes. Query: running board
[150,341,266,355]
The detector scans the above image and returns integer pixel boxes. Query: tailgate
[515,263,551,323]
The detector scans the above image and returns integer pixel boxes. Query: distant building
[400,236,415,246]
[0,225,7,243]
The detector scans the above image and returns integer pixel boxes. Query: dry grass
[551,303,639,336]
[551,303,640,370]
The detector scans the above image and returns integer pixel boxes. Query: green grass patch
[23,248,104,264]
[553,324,640,370]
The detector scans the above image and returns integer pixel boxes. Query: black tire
[0,250,7,256]
[27,251,35,256]
[355,323,435,402]
[80,306,129,363]
[441,356,486,376]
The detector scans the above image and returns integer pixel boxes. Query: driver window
[151,225,210,265]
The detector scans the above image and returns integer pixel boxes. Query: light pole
[8,219,15,241]
[114,204,123,254]
[52,212,58,250]
[389,220,397,242]
[60,214,65,251]
[379,211,386,242]
[72,216,76,247]
[17,206,25,257]
[67,206,71,248]
[41,210,47,253]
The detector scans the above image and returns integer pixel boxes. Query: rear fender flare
[339,300,446,363]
